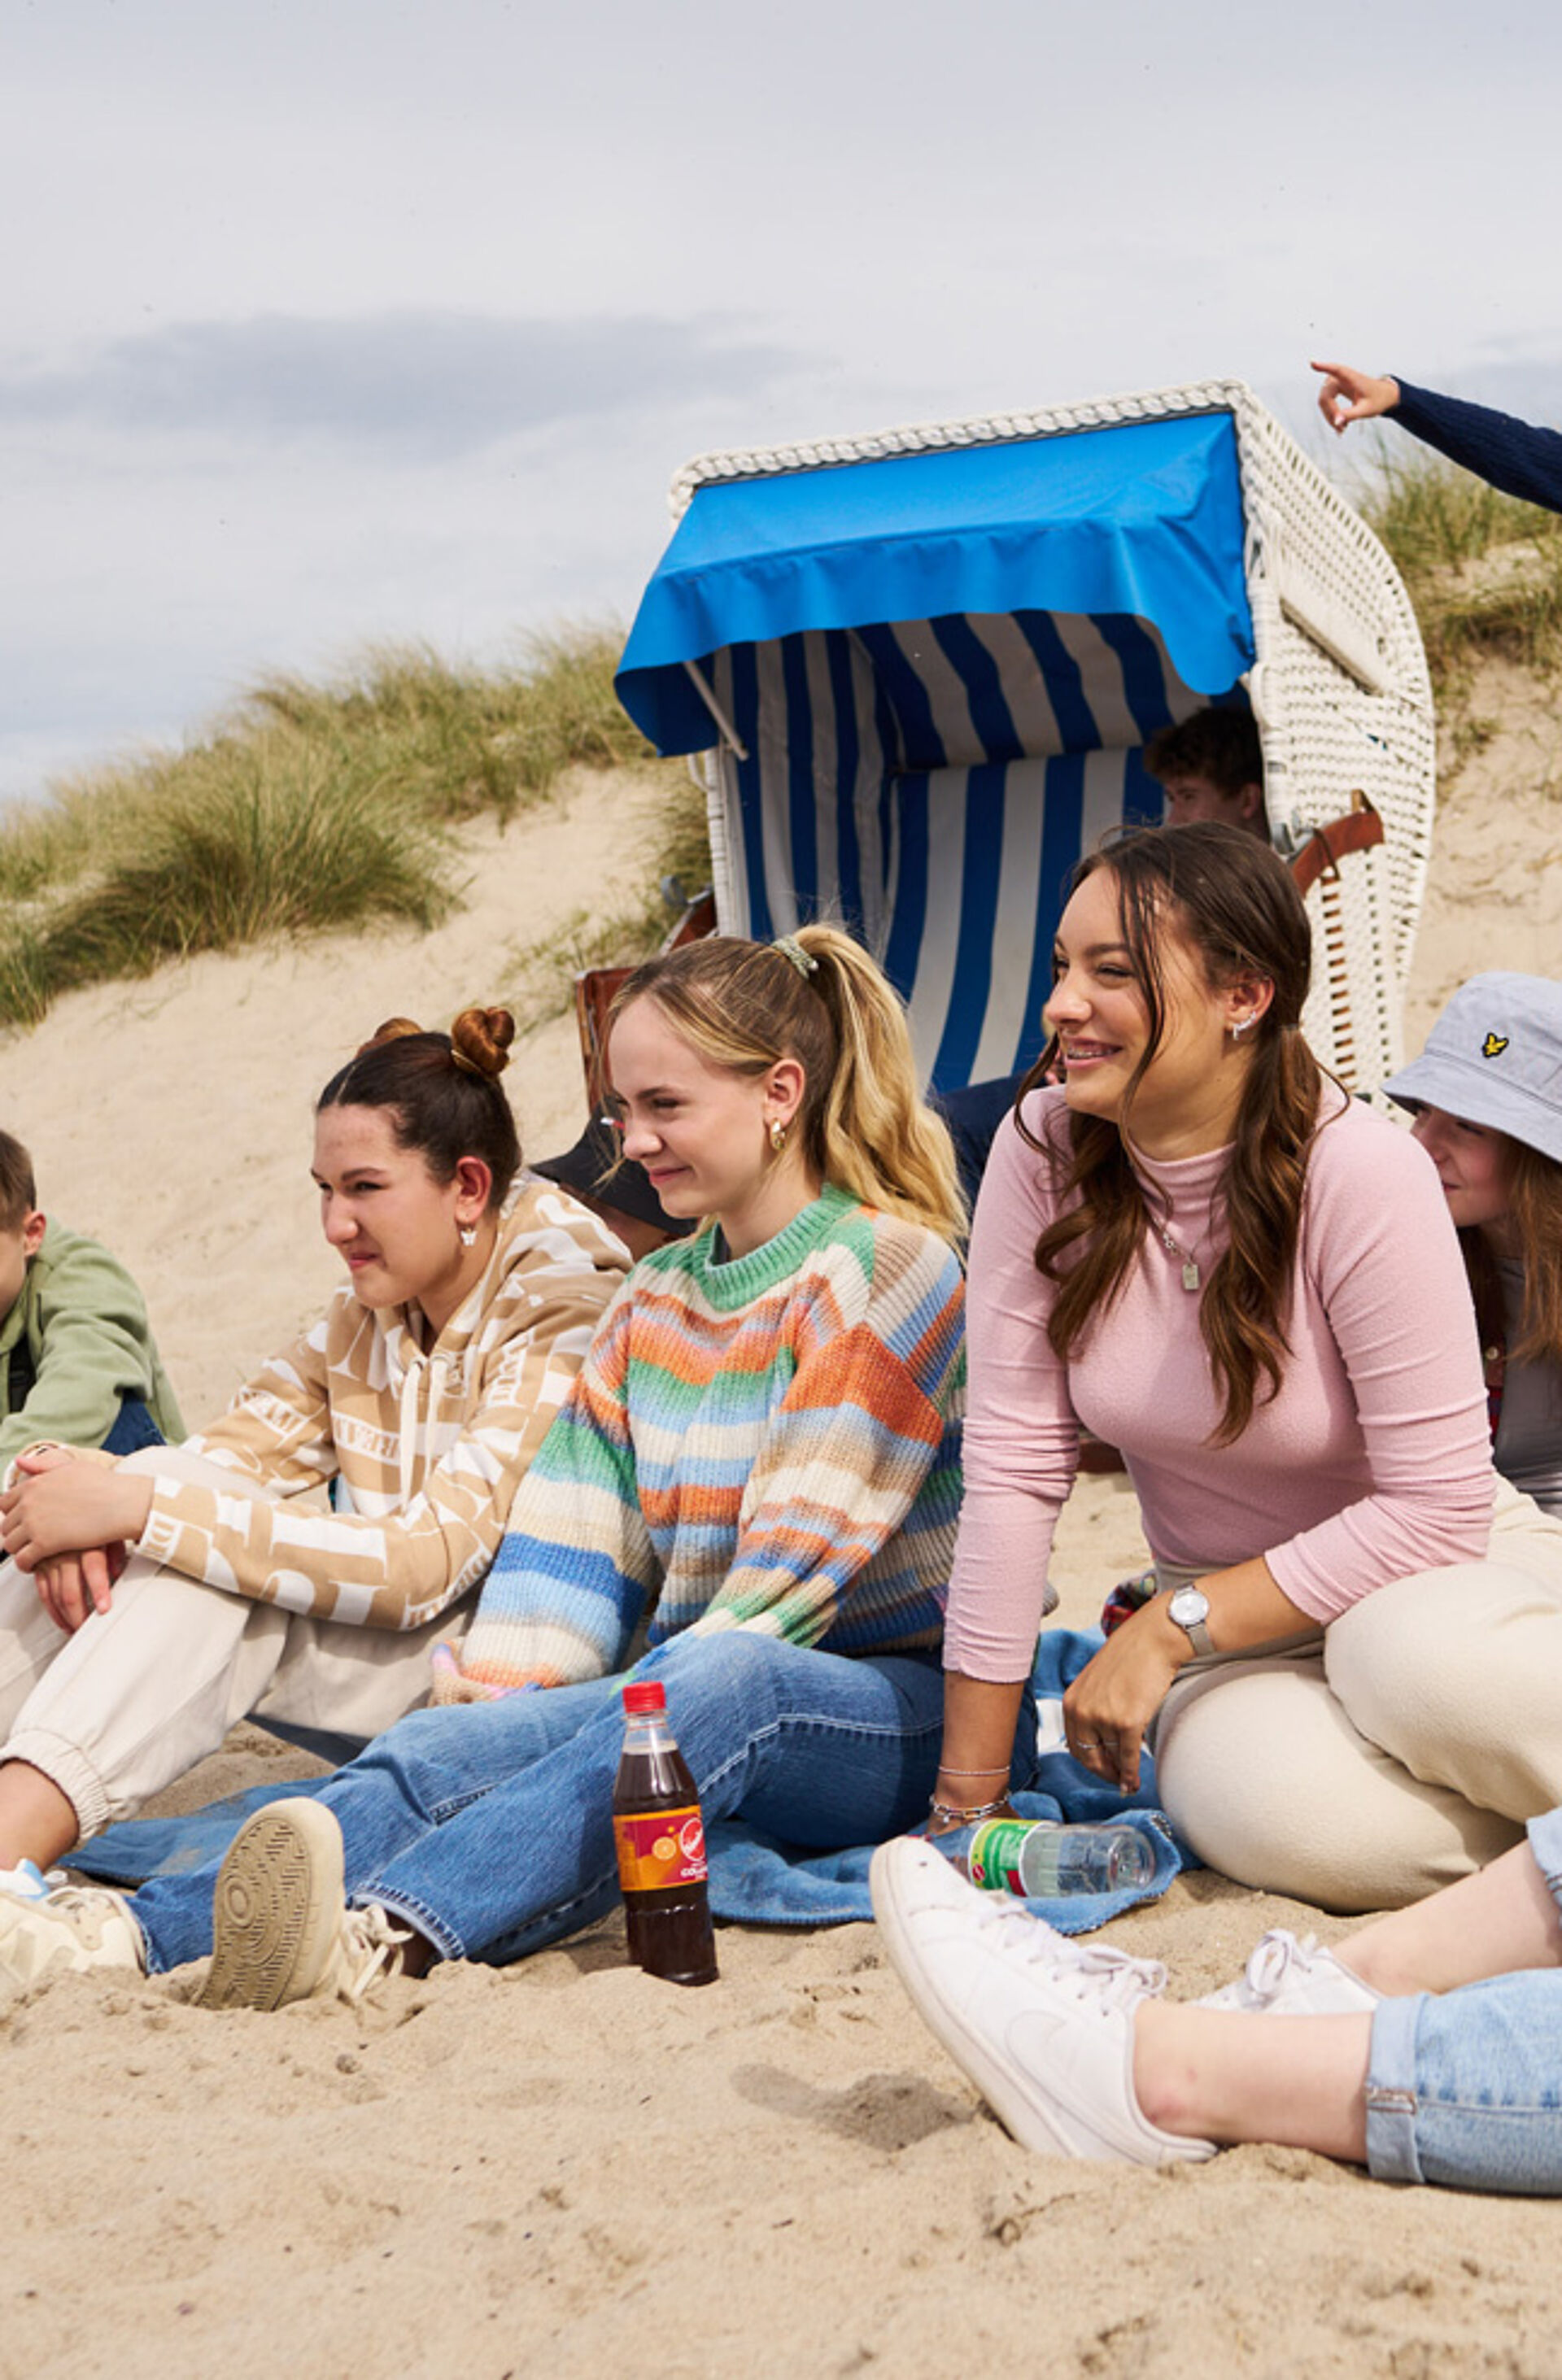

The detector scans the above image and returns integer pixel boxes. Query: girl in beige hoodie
[0,1007,627,1871]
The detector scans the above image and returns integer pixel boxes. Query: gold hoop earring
[769,1119,788,1156]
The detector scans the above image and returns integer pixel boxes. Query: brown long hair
[608,926,964,1246]
[1022,823,1325,1445]
[1460,1140,1562,1367]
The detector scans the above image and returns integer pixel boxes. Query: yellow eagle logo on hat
[1481,1033,1509,1059]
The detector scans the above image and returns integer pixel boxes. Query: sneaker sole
[870,1843,1091,2160]
[199,1800,346,2012]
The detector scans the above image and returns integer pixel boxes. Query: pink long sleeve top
[944,1085,1495,1682]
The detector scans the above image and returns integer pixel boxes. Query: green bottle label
[966,1818,1038,1894]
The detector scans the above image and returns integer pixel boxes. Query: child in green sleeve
[0,1131,183,1470]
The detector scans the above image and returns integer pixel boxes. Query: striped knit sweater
[438,1186,966,1698]
[131,1178,628,1632]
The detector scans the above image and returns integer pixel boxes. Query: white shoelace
[1237,1929,1322,2008]
[973,1898,1168,2012]
[338,1906,415,2004]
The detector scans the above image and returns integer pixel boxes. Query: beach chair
[611,380,1435,1094]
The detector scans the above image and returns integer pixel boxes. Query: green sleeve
[0,1224,178,1468]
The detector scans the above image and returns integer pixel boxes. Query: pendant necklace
[1154,1217,1201,1292]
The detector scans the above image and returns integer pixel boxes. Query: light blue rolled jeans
[132,1630,1035,1973]
[1364,1803,1562,2193]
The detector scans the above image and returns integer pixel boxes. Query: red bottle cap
[622,1680,668,1716]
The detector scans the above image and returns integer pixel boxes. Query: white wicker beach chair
[615,380,1435,1094]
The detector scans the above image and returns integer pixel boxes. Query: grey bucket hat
[1382,971,1562,1163]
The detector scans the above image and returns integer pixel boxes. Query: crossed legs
[874,1807,1562,2192]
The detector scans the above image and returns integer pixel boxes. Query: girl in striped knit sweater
[2,929,1002,2006]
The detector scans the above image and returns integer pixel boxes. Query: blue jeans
[99,1397,164,1458]
[135,1632,1034,1972]
[1365,1803,1562,2193]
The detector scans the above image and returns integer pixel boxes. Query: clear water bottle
[960,1816,1155,1898]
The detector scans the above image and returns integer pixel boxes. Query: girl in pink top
[936,823,1562,1911]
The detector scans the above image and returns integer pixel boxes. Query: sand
[2,745,1562,2380]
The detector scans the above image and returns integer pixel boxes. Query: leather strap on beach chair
[1283,789,1400,1096]
[574,888,716,1102]
[1287,792,1385,900]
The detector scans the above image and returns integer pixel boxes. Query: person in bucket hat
[1385,973,1562,1165]
[1382,972,1562,1524]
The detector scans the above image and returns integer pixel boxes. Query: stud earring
[459,1224,477,1248]
[769,1119,788,1155]
[1230,1015,1254,1040]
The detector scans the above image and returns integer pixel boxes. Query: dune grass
[0,630,694,1031]
[243,631,655,823]
[1361,454,1562,692]
[32,743,451,1000]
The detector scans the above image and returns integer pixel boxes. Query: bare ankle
[1130,2000,1198,2136]
[1331,1938,1385,1992]
[0,1759,81,1871]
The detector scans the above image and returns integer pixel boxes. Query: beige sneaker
[198,1798,414,2012]
[0,1882,146,2005]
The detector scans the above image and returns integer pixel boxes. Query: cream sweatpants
[0,1449,460,1842]
[1153,1481,1562,1912]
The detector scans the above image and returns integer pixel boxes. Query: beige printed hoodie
[133,1176,628,1631]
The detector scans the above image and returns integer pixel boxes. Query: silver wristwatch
[1166,1584,1214,1658]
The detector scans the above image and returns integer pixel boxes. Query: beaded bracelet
[927,1794,1009,1826]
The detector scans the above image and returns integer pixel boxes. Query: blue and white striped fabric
[707,612,1233,1089]
[616,414,1256,1092]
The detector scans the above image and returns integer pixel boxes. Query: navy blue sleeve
[1391,378,1562,516]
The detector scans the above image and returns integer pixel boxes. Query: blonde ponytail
[791,926,965,1245]
[609,929,965,1246]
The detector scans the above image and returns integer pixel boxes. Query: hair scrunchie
[773,935,819,980]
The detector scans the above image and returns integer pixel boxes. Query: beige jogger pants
[0,1449,460,1842]
[1152,1480,1562,1911]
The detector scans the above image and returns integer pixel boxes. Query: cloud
[0,310,809,460]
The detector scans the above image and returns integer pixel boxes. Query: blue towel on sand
[70,1628,1193,1938]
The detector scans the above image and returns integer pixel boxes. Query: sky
[4,0,1562,802]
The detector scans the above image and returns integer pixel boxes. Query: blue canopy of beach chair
[615,409,1256,1092]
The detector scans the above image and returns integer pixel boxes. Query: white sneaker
[869,1837,1215,2167]
[0,1859,65,1905]
[198,1799,415,2012]
[1199,1928,1380,2016]
[0,1883,146,2004]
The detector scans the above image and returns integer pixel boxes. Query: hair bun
[450,1005,515,1082]
[358,1015,425,1057]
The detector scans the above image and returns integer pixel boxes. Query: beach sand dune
[2,750,1561,2378]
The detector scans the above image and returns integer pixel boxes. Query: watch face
[1171,1588,1210,1624]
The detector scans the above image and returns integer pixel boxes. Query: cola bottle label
[613,1806,709,1893]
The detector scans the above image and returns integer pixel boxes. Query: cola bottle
[611,1679,719,1986]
